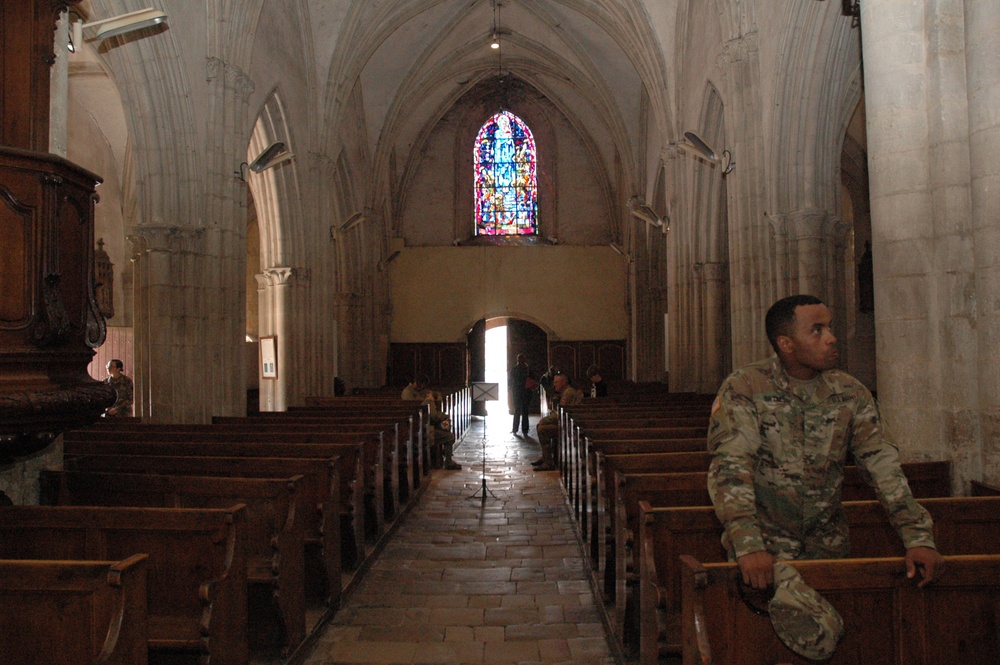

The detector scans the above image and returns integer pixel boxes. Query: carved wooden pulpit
[0,0,115,461]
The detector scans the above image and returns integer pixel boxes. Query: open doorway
[468,317,548,416]
[484,323,508,416]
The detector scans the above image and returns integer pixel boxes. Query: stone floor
[299,412,619,665]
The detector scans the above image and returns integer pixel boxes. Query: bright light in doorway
[484,325,508,415]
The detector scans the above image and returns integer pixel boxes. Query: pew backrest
[680,554,1000,665]
[0,505,249,665]
[0,555,149,665]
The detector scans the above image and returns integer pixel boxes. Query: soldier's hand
[905,546,945,588]
[737,550,775,589]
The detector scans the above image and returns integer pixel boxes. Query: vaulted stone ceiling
[314,0,675,195]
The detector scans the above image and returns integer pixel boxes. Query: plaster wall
[390,246,627,342]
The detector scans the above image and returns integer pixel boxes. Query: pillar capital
[263,266,295,287]
[698,262,728,282]
[768,209,847,241]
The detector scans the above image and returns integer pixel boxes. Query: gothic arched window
[474,111,538,236]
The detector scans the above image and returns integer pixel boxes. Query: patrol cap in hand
[768,562,844,661]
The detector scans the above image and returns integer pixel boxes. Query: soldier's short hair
[765,295,825,354]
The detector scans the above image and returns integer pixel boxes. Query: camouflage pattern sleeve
[707,372,767,558]
[561,387,584,407]
[849,392,937,550]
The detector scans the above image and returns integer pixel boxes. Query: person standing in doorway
[509,354,531,437]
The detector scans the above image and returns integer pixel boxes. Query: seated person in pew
[534,373,583,471]
[708,294,945,591]
[103,358,134,417]
[402,374,461,470]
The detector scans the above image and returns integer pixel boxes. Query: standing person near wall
[539,365,559,410]
[509,354,532,437]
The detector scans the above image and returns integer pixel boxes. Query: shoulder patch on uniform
[711,396,721,416]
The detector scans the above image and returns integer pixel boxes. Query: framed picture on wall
[260,336,277,379]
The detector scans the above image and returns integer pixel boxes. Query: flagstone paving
[301,413,618,665]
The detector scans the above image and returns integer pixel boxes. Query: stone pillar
[128,227,208,422]
[860,0,977,472]
[332,291,357,389]
[701,262,729,393]
[128,234,150,419]
[49,10,69,157]
[716,32,772,366]
[254,273,273,411]
[261,267,294,411]
[966,0,1000,483]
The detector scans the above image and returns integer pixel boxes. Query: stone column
[254,273,273,411]
[262,267,294,411]
[716,32,772,366]
[860,0,977,470]
[49,11,69,157]
[128,226,208,422]
[701,262,729,393]
[128,234,149,419]
[966,0,1000,483]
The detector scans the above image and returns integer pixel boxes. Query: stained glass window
[474,111,538,235]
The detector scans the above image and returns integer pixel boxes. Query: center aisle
[302,413,617,665]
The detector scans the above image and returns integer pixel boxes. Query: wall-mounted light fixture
[378,250,401,272]
[249,142,293,173]
[234,141,294,180]
[609,242,633,262]
[628,196,670,233]
[340,211,366,232]
[72,7,168,46]
[679,130,734,175]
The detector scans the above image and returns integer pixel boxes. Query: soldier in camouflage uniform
[402,374,461,470]
[104,359,134,417]
[707,295,944,592]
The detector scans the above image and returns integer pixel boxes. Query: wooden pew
[41,470,307,653]
[972,479,1000,496]
[298,398,432,478]
[569,427,708,526]
[0,555,149,665]
[0,505,248,665]
[582,438,708,573]
[63,437,379,549]
[64,453,347,605]
[68,423,401,526]
[608,462,952,647]
[564,419,709,522]
[588,450,949,598]
[640,495,1000,664]
[680,554,1000,664]
[213,414,417,503]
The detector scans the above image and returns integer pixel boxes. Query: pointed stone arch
[247,89,301,411]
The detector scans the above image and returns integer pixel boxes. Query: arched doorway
[467,317,548,416]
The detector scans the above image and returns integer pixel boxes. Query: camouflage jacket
[707,356,935,559]
[555,386,584,409]
[106,373,134,413]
